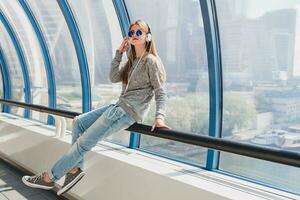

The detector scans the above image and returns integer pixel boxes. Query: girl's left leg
[71,104,112,170]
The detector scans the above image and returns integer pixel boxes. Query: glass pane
[216,0,300,194]
[125,0,209,165]
[0,64,3,111]
[0,23,24,116]
[68,0,129,145]
[0,0,49,123]
[0,70,2,97]
[26,0,82,119]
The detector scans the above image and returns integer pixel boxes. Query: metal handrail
[0,98,299,168]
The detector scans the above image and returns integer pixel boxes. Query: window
[0,61,3,108]
[27,0,82,116]
[0,0,48,123]
[125,0,209,165]
[216,0,300,193]
[0,22,24,116]
[68,0,129,145]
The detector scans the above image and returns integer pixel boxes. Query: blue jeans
[47,103,135,182]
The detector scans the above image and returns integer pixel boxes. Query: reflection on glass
[0,0,49,123]
[0,23,24,116]
[125,0,209,165]
[68,0,129,145]
[216,0,300,193]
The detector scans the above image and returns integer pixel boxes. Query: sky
[246,0,300,18]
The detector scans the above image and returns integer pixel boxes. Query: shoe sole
[57,172,85,196]
[22,176,54,190]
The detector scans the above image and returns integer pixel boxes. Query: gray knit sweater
[109,50,167,123]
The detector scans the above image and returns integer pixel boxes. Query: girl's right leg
[48,104,135,182]
[70,104,113,170]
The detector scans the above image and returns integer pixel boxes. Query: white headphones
[146,23,152,42]
[146,33,152,42]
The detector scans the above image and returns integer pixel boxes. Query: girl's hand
[151,118,171,132]
[118,36,130,54]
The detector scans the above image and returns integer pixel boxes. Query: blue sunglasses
[128,29,143,38]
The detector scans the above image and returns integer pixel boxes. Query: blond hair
[120,19,166,84]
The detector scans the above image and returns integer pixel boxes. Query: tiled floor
[0,160,66,200]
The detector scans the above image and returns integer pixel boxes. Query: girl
[22,19,170,196]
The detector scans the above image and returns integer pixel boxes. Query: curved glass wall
[0,23,24,116]
[0,0,49,123]
[68,0,129,145]
[26,0,82,116]
[0,0,298,195]
[216,0,300,193]
[125,0,209,165]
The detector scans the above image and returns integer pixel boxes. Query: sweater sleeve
[147,57,167,120]
[109,50,123,83]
